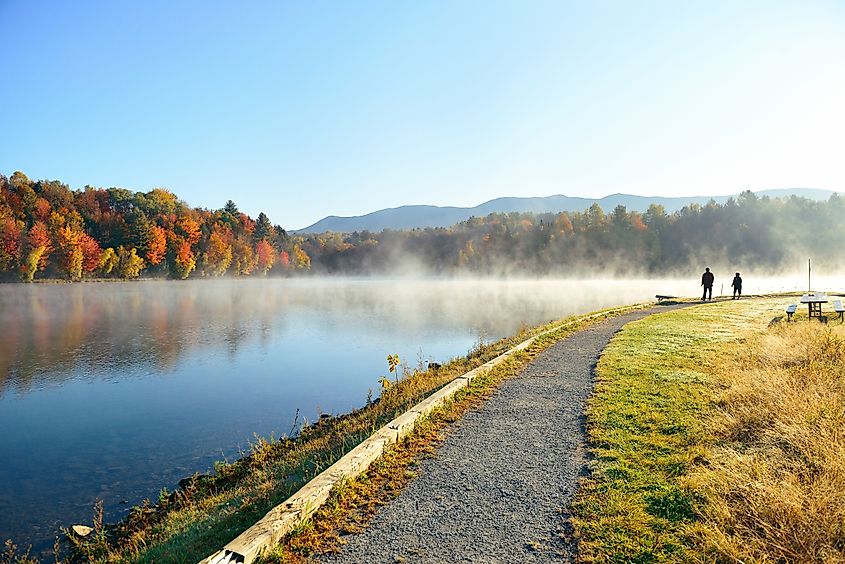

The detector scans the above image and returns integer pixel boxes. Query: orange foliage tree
[0,217,23,270]
[171,238,196,279]
[32,197,51,222]
[204,226,232,276]
[255,239,275,274]
[176,216,201,246]
[146,225,167,266]
[277,250,290,270]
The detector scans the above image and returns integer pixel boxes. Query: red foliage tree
[79,233,102,273]
[27,221,53,270]
[33,198,52,222]
[0,217,23,269]
[255,239,275,274]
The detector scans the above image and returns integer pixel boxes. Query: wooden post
[808,258,812,293]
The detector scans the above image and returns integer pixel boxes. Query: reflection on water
[0,276,838,554]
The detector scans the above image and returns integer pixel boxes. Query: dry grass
[67,331,530,562]
[261,308,641,562]
[688,321,845,563]
[571,300,762,563]
[572,297,845,562]
[264,359,519,562]
[63,305,641,562]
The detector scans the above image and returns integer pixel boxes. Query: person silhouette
[731,272,742,299]
[701,267,714,301]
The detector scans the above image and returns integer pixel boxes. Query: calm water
[0,276,832,554]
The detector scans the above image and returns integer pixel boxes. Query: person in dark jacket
[731,272,742,299]
[701,267,715,301]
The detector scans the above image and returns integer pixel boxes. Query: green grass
[65,304,646,563]
[572,298,784,563]
[262,305,656,562]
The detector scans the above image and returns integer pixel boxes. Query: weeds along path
[321,305,690,564]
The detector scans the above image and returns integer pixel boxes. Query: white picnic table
[800,292,828,319]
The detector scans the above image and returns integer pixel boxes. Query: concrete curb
[200,303,648,564]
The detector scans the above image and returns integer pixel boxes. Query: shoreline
[58,302,655,562]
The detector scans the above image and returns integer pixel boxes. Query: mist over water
[1,274,842,554]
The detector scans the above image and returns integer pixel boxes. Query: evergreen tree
[254,212,272,242]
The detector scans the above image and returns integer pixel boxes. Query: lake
[0,275,833,554]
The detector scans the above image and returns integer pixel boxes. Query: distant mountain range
[294,188,836,234]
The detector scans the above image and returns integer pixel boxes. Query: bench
[655,295,677,303]
[835,300,844,322]
[786,304,797,322]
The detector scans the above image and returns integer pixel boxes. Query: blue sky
[1,1,843,229]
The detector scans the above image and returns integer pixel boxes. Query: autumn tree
[203,226,232,276]
[143,188,178,216]
[146,225,167,266]
[27,221,53,271]
[57,225,84,280]
[292,244,311,270]
[0,217,23,271]
[9,171,36,217]
[169,238,196,279]
[231,238,257,275]
[277,250,290,271]
[32,197,51,222]
[116,246,145,279]
[175,216,201,246]
[79,234,102,275]
[98,247,118,276]
[20,246,45,282]
[255,239,275,274]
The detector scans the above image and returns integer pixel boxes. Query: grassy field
[573,297,845,562]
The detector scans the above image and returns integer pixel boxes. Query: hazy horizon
[1,1,843,228]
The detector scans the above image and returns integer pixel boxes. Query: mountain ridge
[294,188,836,233]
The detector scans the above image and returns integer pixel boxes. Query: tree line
[296,190,844,276]
[0,171,310,281]
[2,170,842,281]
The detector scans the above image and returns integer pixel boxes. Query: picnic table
[800,292,828,319]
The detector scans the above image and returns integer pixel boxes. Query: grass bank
[573,296,845,562]
[63,304,645,563]
[259,306,655,562]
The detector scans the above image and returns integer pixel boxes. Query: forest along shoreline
[51,304,648,562]
[3,171,845,282]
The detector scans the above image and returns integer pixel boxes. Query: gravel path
[322,306,685,564]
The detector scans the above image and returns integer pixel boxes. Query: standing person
[731,272,742,299]
[701,267,715,301]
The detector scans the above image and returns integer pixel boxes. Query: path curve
[322,305,687,564]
